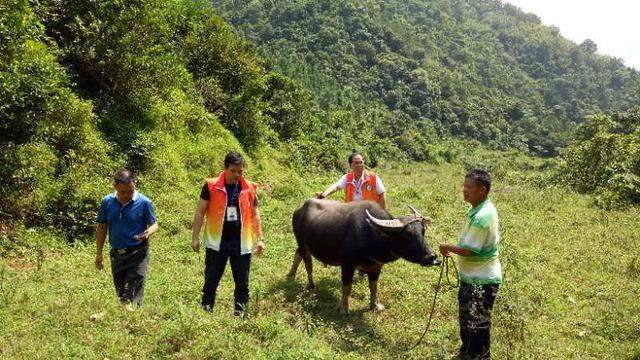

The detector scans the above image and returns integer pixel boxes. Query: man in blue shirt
[96,168,158,307]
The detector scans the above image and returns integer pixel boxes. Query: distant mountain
[210,0,640,156]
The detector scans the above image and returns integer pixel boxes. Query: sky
[503,0,640,70]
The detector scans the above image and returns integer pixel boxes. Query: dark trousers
[458,282,499,359]
[201,248,251,311]
[110,245,149,306]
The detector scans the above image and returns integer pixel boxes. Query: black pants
[201,248,251,311]
[110,245,149,306]
[458,282,499,359]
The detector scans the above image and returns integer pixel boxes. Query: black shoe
[234,309,250,319]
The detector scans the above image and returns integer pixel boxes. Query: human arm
[191,199,209,253]
[439,243,474,257]
[135,200,158,241]
[375,175,387,209]
[95,223,107,270]
[442,210,496,258]
[315,183,340,199]
[254,207,265,256]
[135,222,158,241]
[316,175,346,199]
[377,193,387,210]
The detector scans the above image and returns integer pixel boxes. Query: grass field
[1,160,639,359]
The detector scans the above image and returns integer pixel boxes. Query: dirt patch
[0,221,19,239]
[260,180,274,193]
[4,258,37,271]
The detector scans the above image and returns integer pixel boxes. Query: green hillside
[211,0,640,156]
[1,0,320,236]
[3,0,639,236]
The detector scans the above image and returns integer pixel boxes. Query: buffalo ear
[366,209,405,234]
[407,205,433,229]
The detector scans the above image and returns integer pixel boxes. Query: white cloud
[503,0,640,69]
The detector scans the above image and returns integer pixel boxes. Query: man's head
[348,152,365,175]
[224,151,245,184]
[463,169,491,206]
[113,168,136,204]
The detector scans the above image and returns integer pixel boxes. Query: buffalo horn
[407,205,422,217]
[365,209,405,231]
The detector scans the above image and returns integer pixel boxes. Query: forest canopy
[2,0,639,239]
[211,0,640,157]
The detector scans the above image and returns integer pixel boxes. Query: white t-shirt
[335,173,386,201]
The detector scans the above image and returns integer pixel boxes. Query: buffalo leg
[368,271,385,312]
[287,249,303,278]
[340,264,355,315]
[299,247,315,289]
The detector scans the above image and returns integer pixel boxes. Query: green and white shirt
[457,199,502,285]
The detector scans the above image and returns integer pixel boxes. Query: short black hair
[348,152,364,164]
[465,169,491,193]
[114,168,135,184]
[224,151,245,168]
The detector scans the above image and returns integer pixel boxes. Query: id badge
[226,206,238,221]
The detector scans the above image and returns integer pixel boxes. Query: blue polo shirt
[96,191,157,249]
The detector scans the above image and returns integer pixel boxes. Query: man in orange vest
[315,152,387,210]
[191,151,265,316]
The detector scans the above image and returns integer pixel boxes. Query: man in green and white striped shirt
[439,169,501,359]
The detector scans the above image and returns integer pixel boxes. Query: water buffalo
[288,198,440,315]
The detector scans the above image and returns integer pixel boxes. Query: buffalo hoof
[369,302,385,312]
[305,283,316,291]
[286,272,296,279]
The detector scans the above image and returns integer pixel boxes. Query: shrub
[558,110,640,207]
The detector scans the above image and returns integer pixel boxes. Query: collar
[213,170,248,191]
[468,198,489,218]
[350,169,370,182]
[111,191,138,203]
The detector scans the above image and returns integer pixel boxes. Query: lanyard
[353,174,365,194]
[230,182,240,203]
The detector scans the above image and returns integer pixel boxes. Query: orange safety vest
[204,171,259,255]
[345,170,380,203]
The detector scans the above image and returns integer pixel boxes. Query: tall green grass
[1,160,639,359]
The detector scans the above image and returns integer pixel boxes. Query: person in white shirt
[315,152,386,210]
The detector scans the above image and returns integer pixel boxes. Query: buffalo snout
[420,254,441,266]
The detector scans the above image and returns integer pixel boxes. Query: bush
[0,2,114,240]
[558,110,640,207]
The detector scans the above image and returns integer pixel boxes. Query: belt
[112,242,148,256]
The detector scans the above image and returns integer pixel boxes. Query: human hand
[95,254,104,270]
[191,238,200,253]
[438,243,451,257]
[134,231,148,242]
[315,191,325,199]
[256,240,265,257]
